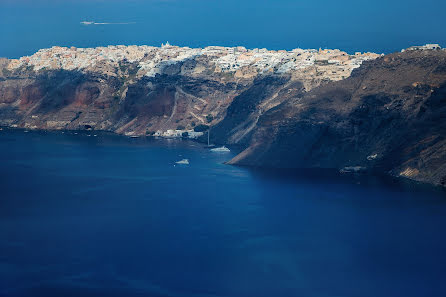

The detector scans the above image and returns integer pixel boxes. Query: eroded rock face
[1,44,445,187]
[0,44,379,135]
[228,50,446,187]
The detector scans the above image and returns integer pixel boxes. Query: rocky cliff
[0,45,377,136]
[1,44,445,187]
[227,49,446,188]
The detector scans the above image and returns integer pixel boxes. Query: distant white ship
[80,20,136,25]
[176,159,189,165]
[80,21,94,25]
[210,146,230,152]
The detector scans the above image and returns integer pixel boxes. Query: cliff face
[1,45,445,187]
[0,45,377,137]
[228,50,446,187]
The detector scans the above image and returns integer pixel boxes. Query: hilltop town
[1,44,446,186]
[0,44,384,140]
[6,43,380,84]
[2,44,443,139]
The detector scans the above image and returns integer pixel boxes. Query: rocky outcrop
[227,50,446,188]
[0,44,378,136]
[1,44,445,187]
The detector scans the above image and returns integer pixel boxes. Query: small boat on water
[210,146,230,152]
[207,128,230,152]
[176,159,189,165]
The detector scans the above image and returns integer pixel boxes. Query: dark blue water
[1,129,446,297]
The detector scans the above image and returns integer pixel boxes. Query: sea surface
[0,129,446,297]
[2,0,446,59]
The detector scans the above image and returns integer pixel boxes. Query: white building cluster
[402,44,442,52]
[7,43,381,80]
[153,129,203,139]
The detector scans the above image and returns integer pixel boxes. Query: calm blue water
[1,0,446,58]
[0,129,446,297]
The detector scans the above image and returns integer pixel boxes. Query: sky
[1,0,445,58]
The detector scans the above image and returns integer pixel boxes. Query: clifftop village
[3,43,443,139]
[7,43,383,81]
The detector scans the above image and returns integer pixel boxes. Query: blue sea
[0,129,446,297]
[1,0,446,58]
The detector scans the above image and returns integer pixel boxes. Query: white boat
[210,146,230,152]
[176,159,189,165]
[206,128,229,153]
